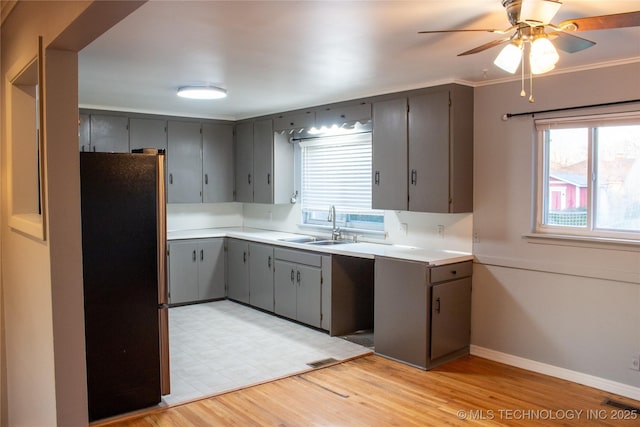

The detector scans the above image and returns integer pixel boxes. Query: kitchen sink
[278,236,317,243]
[306,239,350,246]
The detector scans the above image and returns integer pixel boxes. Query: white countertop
[167,227,473,266]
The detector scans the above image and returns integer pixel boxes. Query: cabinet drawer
[430,261,472,283]
[274,248,322,267]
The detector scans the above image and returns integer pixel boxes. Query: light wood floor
[97,355,640,426]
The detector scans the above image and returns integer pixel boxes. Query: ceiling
[78,0,640,121]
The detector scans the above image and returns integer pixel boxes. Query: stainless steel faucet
[328,205,341,240]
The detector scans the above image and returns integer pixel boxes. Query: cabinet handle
[200,249,204,261]
[267,173,271,185]
[410,169,417,185]
[169,173,173,185]
[268,256,272,269]
[451,270,457,275]
[204,174,208,185]
[248,174,252,185]
[435,297,441,314]
[243,252,247,264]
[290,269,295,282]
[296,270,301,284]
[374,171,380,185]
[192,250,196,262]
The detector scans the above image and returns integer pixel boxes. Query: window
[535,112,640,240]
[299,130,384,232]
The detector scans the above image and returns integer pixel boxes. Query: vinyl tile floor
[162,300,373,406]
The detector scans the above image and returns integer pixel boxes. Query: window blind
[300,132,372,213]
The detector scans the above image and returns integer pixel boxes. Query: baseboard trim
[470,345,640,401]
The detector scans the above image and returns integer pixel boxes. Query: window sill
[523,233,640,252]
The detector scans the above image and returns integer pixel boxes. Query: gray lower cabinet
[374,257,471,369]
[227,239,250,304]
[168,238,225,305]
[248,243,275,312]
[274,248,322,329]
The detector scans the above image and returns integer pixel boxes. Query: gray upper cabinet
[315,103,371,128]
[372,98,408,211]
[88,114,129,153]
[202,123,234,203]
[253,119,274,204]
[129,118,167,151]
[79,113,90,152]
[167,120,202,204]
[408,85,473,213]
[235,119,293,204]
[273,111,315,132]
[234,122,254,203]
[372,84,473,213]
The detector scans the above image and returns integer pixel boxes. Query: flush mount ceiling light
[418,0,640,102]
[177,85,227,100]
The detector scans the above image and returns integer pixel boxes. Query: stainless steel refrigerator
[80,150,170,421]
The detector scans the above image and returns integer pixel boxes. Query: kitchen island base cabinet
[168,238,225,305]
[374,257,471,370]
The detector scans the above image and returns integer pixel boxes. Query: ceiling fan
[419,0,640,102]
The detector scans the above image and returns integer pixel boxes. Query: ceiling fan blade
[457,36,512,56]
[558,11,640,32]
[547,31,596,53]
[418,29,506,34]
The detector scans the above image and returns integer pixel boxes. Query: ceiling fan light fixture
[529,37,559,74]
[494,42,523,74]
[519,0,562,25]
[177,85,227,100]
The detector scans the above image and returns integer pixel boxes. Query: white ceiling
[78,0,640,120]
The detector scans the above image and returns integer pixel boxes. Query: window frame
[534,111,640,243]
[296,128,384,234]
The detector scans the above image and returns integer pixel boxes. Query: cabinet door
[408,90,450,213]
[431,277,471,360]
[167,121,202,203]
[198,238,226,300]
[253,119,274,204]
[234,122,254,202]
[90,114,129,153]
[202,123,234,203]
[79,113,91,152]
[130,118,167,151]
[226,239,250,303]
[249,243,274,312]
[296,264,322,328]
[274,260,297,320]
[168,241,199,304]
[374,257,428,369]
[372,98,408,210]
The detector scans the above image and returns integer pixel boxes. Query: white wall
[472,62,640,396]
[1,2,143,426]
[167,203,243,231]
[242,201,473,252]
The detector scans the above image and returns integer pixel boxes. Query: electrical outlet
[473,232,479,243]
[632,356,640,371]
[437,225,445,239]
[399,223,408,236]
